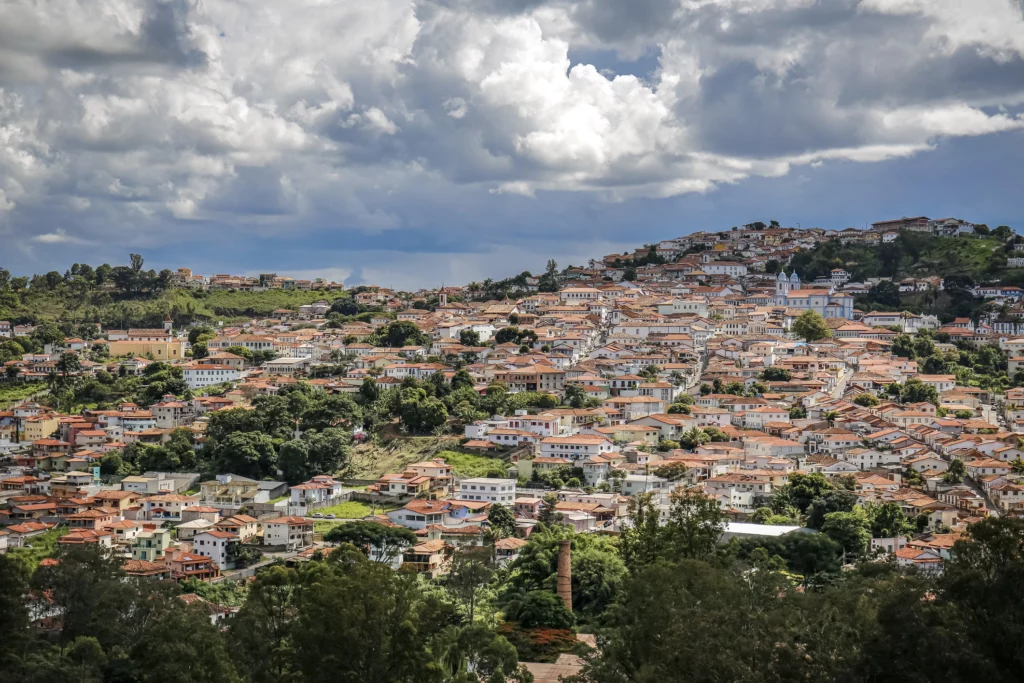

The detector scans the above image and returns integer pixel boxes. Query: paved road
[832,368,852,399]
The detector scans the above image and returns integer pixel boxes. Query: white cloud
[32,229,90,244]
[1,0,1023,264]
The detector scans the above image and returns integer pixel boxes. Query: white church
[775,271,854,319]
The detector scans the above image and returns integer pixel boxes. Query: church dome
[790,272,800,283]
[776,271,787,281]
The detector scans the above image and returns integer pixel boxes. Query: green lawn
[438,450,511,478]
[316,500,396,518]
[6,528,68,571]
[314,520,343,534]
[0,383,46,408]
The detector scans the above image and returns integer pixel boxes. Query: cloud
[1,0,1023,284]
[31,229,90,245]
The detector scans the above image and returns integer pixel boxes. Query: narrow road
[832,368,852,399]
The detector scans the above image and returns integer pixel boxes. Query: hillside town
[2,220,1024,679]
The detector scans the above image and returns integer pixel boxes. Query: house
[457,478,516,505]
[123,559,172,580]
[214,514,260,541]
[387,499,475,530]
[166,553,220,581]
[402,539,451,578]
[539,434,616,461]
[143,493,197,521]
[288,475,347,515]
[175,519,216,541]
[182,364,242,389]
[4,521,55,548]
[132,527,173,562]
[263,516,314,549]
[193,530,239,569]
[494,536,528,566]
[894,547,943,573]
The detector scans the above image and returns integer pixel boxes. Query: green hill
[788,231,1017,284]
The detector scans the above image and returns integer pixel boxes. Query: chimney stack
[556,539,572,611]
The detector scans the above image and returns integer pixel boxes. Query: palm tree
[680,426,711,450]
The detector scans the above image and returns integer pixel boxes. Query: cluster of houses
[0,469,352,578]
[4,222,1024,576]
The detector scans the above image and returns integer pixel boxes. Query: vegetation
[441,450,511,478]
[792,310,832,342]
[789,231,1024,321]
[315,500,389,519]
[8,490,1024,683]
[0,257,340,327]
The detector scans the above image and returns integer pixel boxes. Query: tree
[379,320,428,348]
[446,545,494,624]
[494,326,522,345]
[188,325,216,344]
[652,461,689,481]
[487,504,517,539]
[459,328,481,347]
[821,510,870,557]
[325,521,417,563]
[867,280,902,307]
[853,393,880,407]
[210,432,278,480]
[901,378,940,406]
[661,489,726,562]
[503,590,574,630]
[945,458,967,483]
[286,552,447,683]
[679,427,711,450]
[620,492,664,572]
[781,473,834,514]
[279,428,353,484]
[761,367,792,381]
[792,310,832,342]
[129,595,241,683]
[867,502,910,538]
[993,225,1014,240]
[806,488,857,529]
[31,543,137,651]
[891,334,916,358]
[564,383,588,409]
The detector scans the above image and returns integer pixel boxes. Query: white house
[539,435,616,461]
[263,516,314,549]
[192,530,237,570]
[457,478,516,505]
[182,364,241,389]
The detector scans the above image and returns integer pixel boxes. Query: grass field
[316,500,397,518]
[349,436,464,479]
[2,286,339,327]
[6,527,68,571]
[0,382,46,408]
[438,450,511,478]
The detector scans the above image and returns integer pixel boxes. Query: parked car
[312,513,324,518]
[325,514,337,519]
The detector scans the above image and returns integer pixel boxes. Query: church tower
[775,271,789,303]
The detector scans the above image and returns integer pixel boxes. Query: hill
[0,256,349,329]
[788,231,1017,284]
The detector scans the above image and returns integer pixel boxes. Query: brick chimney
[556,539,572,611]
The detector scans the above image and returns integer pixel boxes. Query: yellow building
[22,415,60,442]
[107,340,186,360]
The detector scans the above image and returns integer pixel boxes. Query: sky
[2,0,1024,291]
